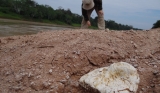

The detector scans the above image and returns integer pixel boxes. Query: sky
[34,0,160,30]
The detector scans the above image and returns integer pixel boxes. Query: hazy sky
[34,0,160,30]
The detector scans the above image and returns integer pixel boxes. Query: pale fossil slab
[79,62,140,93]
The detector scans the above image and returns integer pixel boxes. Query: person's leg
[81,8,94,29]
[95,8,105,30]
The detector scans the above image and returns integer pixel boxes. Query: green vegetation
[0,8,23,20]
[152,20,160,29]
[0,0,141,30]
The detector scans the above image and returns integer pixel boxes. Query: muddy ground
[0,28,160,93]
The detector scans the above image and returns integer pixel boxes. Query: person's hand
[98,10,104,15]
[86,21,91,27]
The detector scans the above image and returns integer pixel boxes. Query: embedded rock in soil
[79,62,140,93]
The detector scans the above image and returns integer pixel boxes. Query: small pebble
[39,65,43,69]
[146,86,150,88]
[153,70,159,75]
[5,71,10,76]
[130,58,136,62]
[150,84,155,87]
[134,64,138,68]
[141,88,145,91]
[28,72,34,78]
[49,69,53,74]
[154,65,157,68]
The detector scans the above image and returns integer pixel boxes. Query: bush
[152,20,160,29]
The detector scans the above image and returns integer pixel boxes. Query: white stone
[79,62,140,93]
[105,28,110,32]
[49,69,53,74]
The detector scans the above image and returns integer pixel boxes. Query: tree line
[152,20,160,29]
[0,0,82,25]
[1,0,159,30]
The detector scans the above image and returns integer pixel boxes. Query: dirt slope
[0,28,160,93]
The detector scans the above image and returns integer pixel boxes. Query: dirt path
[0,29,160,93]
[0,18,56,26]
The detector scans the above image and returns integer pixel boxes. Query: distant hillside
[0,0,142,30]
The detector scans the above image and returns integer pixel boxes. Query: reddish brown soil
[0,28,160,93]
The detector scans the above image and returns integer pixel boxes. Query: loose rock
[79,62,140,93]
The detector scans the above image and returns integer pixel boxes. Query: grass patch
[89,26,98,29]
[71,23,81,27]
[0,11,23,20]
[53,20,68,25]
[42,19,54,24]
